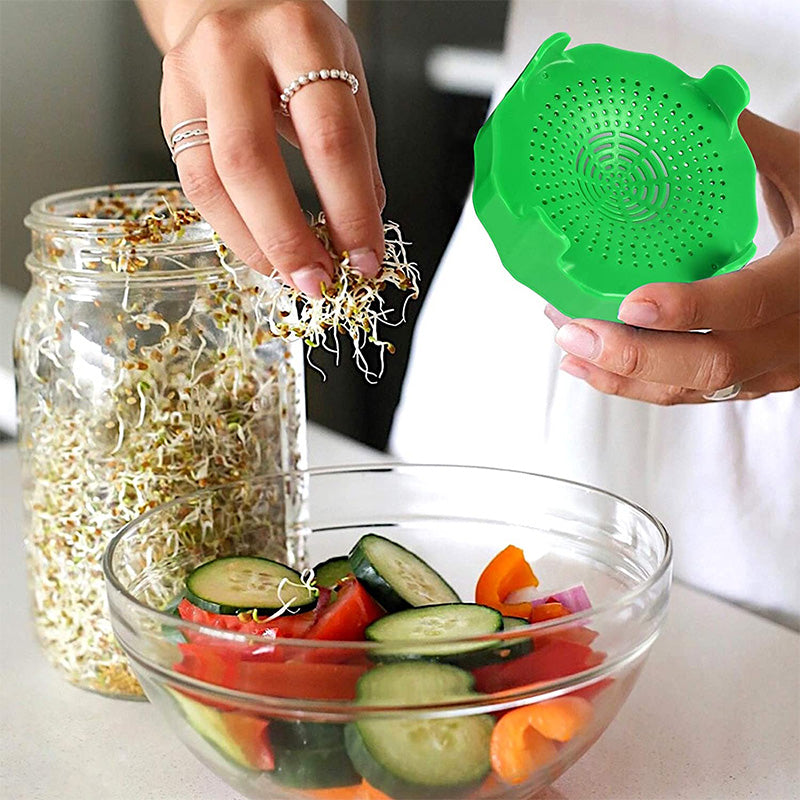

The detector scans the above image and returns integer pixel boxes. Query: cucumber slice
[312,556,353,589]
[349,534,460,612]
[496,615,534,661]
[366,603,502,667]
[270,720,359,788]
[168,689,255,771]
[272,744,360,789]
[161,595,187,643]
[269,720,346,750]
[345,662,493,798]
[184,556,316,615]
[355,660,478,703]
[162,595,184,616]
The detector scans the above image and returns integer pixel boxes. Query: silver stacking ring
[279,69,359,116]
[168,117,210,162]
[703,383,743,401]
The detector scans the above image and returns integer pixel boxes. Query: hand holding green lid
[473,32,758,322]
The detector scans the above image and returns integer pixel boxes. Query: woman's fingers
[199,44,336,296]
[160,55,272,275]
[737,363,800,396]
[351,57,387,212]
[554,312,799,393]
[286,73,385,276]
[273,64,386,213]
[547,301,800,401]
[174,146,275,275]
[560,356,800,405]
[559,355,705,405]
[160,2,386,293]
[618,233,800,331]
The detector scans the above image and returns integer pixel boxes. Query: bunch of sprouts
[255,215,419,383]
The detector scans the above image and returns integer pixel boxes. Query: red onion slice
[505,583,592,613]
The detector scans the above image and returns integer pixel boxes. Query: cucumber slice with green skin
[345,662,493,798]
[269,720,346,750]
[272,744,360,789]
[354,660,479,704]
[168,689,256,772]
[161,595,187,643]
[162,594,184,616]
[496,615,534,661]
[349,534,460,612]
[184,556,316,615]
[365,603,503,667]
[312,556,353,589]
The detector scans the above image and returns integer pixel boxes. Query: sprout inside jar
[15,183,418,697]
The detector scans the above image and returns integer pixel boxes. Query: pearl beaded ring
[279,69,359,115]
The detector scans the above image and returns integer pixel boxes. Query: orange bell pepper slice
[529,601,570,623]
[302,780,391,799]
[475,545,539,618]
[472,773,505,797]
[491,724,558,785]
[490,697,594,785]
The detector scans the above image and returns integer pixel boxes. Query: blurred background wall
[0,0,508,448]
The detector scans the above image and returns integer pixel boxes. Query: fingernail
[618,300,659,326]
[544,304,571,328]
[349,247,380,278]
[290,264,329,299]
[560,358,590,380]
[555,323,601,360]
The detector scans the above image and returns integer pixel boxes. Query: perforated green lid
[473,33,758,321]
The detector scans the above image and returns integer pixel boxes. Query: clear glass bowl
[104,464,671,799]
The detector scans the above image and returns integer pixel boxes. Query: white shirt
[391,0,800,628]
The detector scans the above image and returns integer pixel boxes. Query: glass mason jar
[14,184,307,698]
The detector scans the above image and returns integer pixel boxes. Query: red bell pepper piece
[175,643,235,681]
[473,638,605,694]
[175,641,370,700]
[228,659,370,700]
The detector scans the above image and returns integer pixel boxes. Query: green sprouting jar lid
[473,32,758,321]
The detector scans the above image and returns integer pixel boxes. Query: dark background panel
[309,0,508,449]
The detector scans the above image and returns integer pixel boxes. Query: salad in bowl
[104,464,671,799]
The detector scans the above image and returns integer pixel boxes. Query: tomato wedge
[177,598,315,638]
[306,578,384,641]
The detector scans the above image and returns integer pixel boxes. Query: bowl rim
[105,462,671,641]
[103,462,672,706]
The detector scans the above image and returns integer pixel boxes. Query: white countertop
[1,424,798,800]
